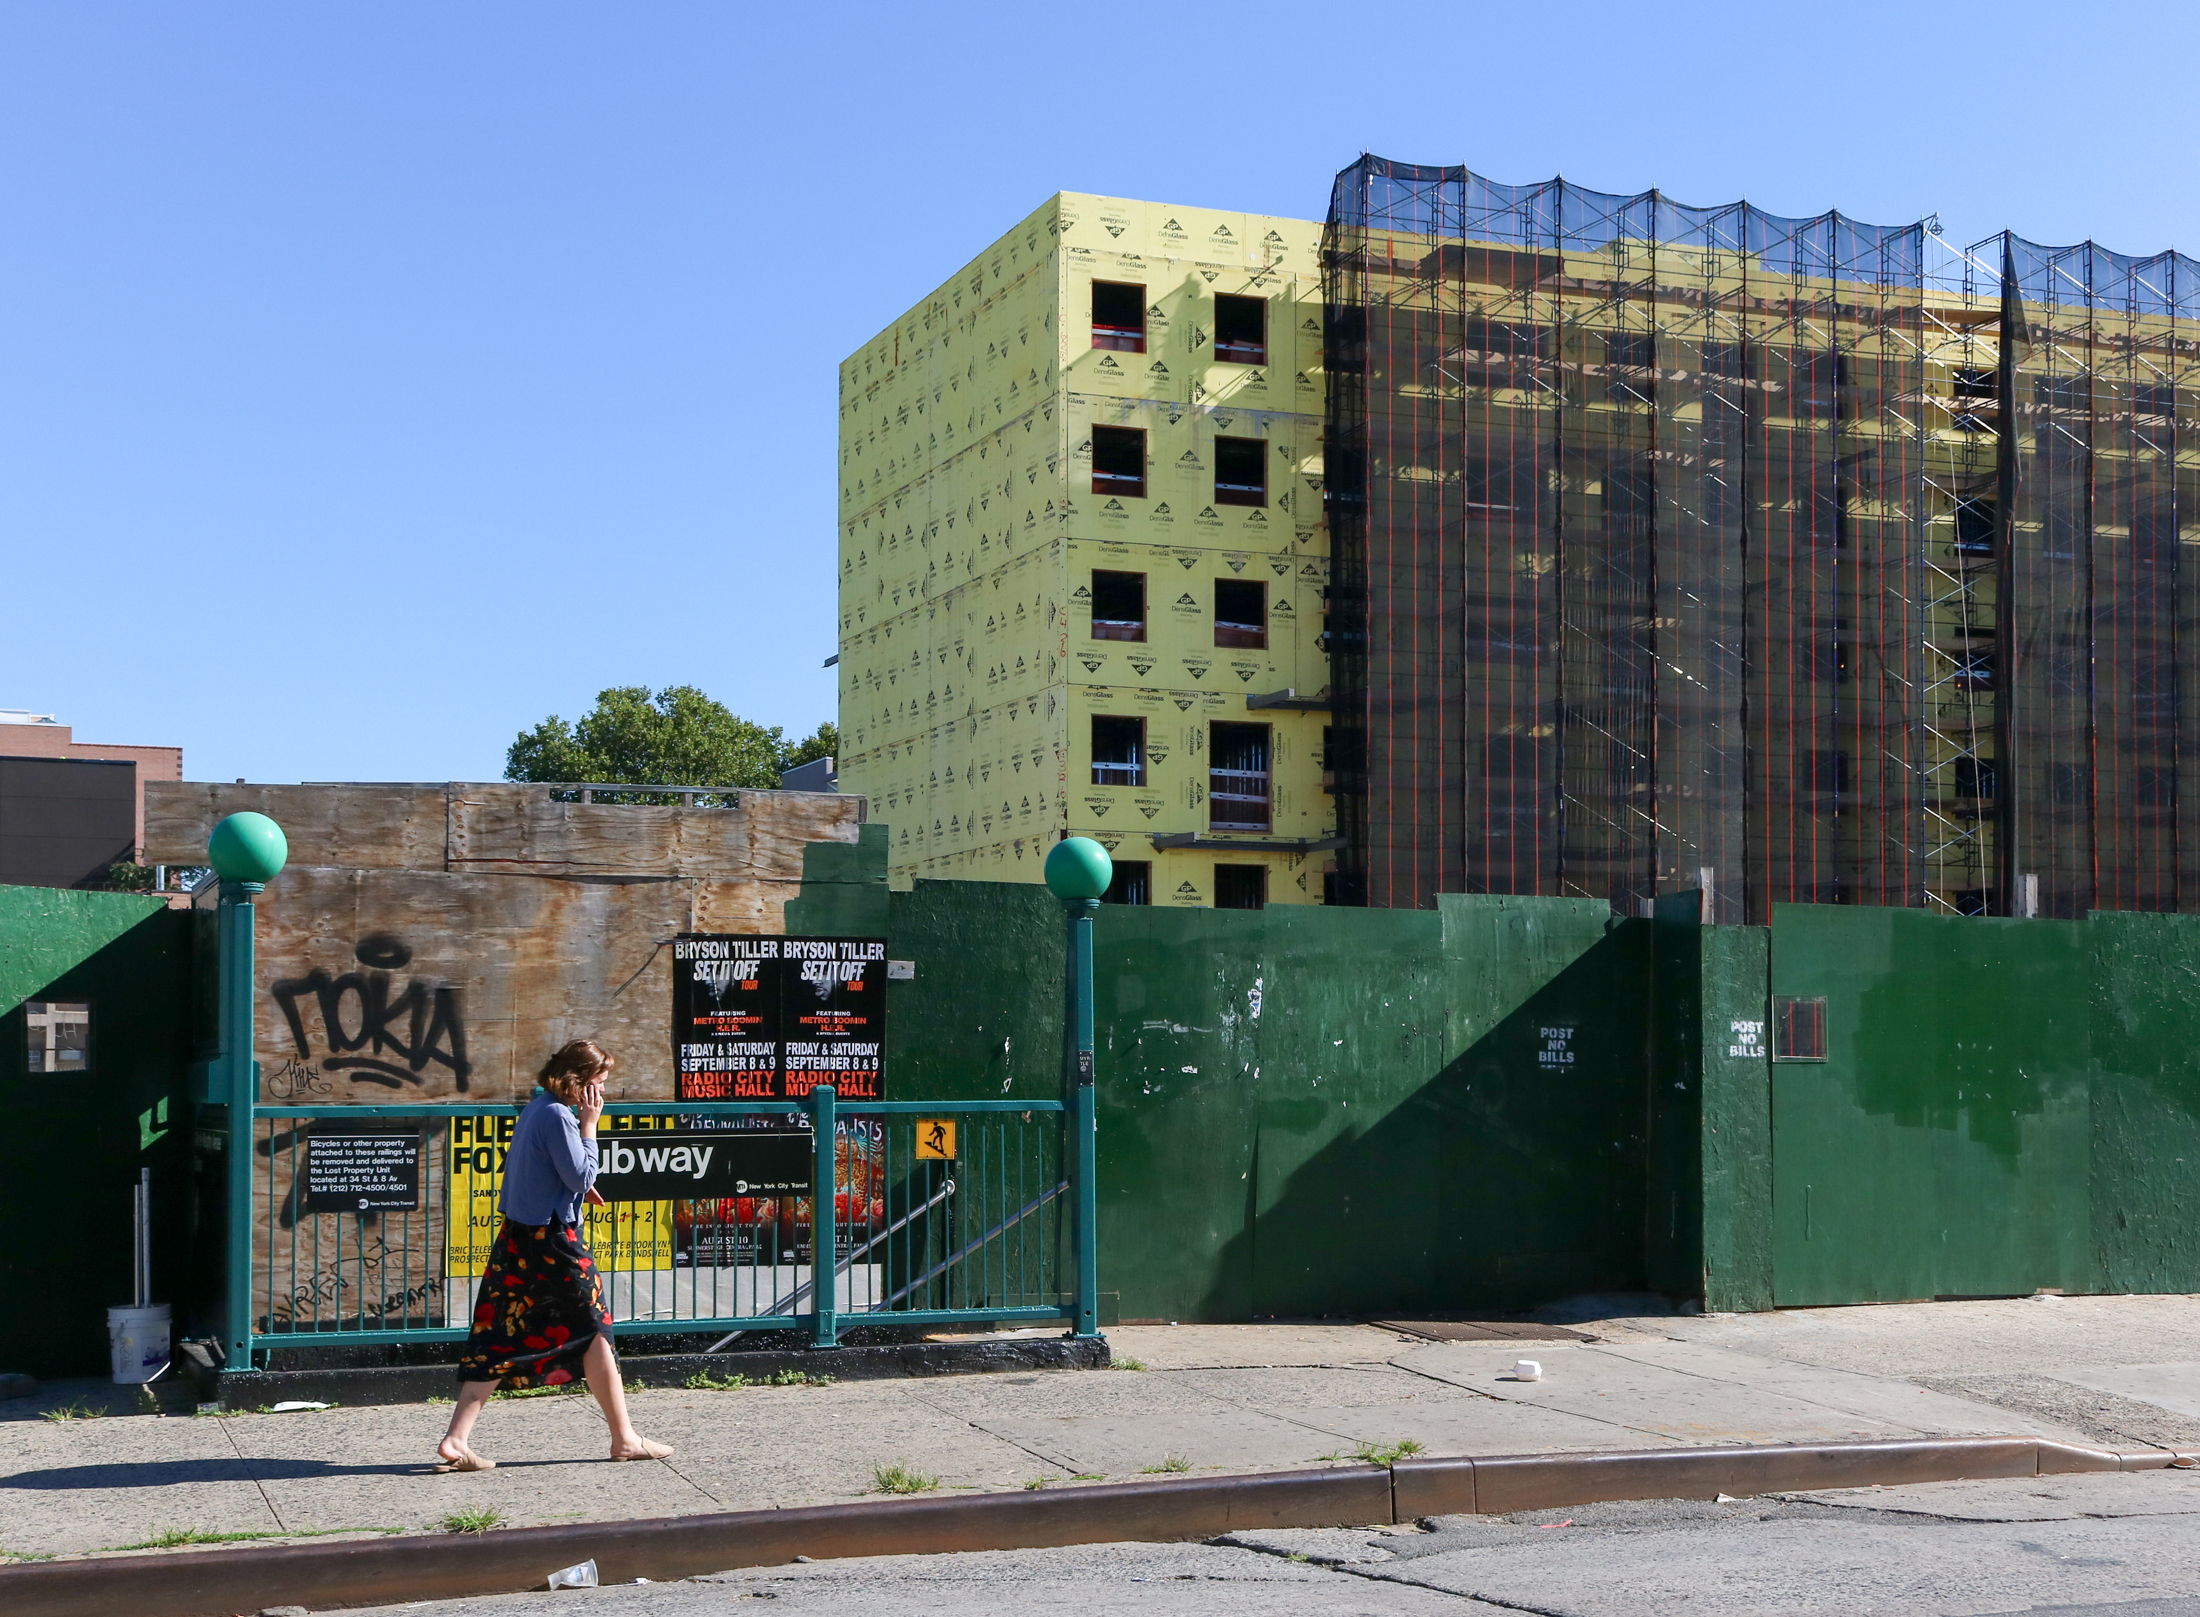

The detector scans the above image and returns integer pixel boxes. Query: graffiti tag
[271,933,472,1090]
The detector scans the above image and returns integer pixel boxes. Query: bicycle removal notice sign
[670,935,888,1102]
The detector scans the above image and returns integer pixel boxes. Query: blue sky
[3,3,2191,783]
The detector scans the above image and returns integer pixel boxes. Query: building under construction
[1323,155,2200,921]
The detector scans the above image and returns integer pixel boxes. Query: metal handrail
[703,1176,960,1350]
[883,1180,1068,1308]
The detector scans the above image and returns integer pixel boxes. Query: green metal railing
[243,1093,1074,1356]
[204,824,1107,1369]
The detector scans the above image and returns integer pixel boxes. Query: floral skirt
[456,1219,611,1389]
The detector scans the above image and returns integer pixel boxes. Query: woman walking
[436,1040,672,1471]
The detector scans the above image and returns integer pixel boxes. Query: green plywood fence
[0,886,198,1375]
[782,823,892,936]
[1646,896,1775,1313]
[1768,907,2092,1306]
[2088,911,2200,1294]
[870,865,2200,1318]
[877,875,1655,1322]
[1764,904,2200,1307]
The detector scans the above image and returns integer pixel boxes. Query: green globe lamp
[208,812,289,886]
[1044,835,1112,901]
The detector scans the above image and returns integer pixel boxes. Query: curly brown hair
[538,1039,613,1102]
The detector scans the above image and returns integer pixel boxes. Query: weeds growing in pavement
[1141,1455,1192,1474]
[685,1368,835,1391]
[1023,1477,1049,1491]
[871,1461,939,1495]
[1114,1356,1148,1371]
[493,1384,579,1401]
[0,1547,54,1563]
[439,1507,506,1535]
[39,1401,99,1423]
[1071,1472,1105,1481]
[1352,1439,1426,1467]
[110,1527,370,1551]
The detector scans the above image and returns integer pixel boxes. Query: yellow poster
[445,1113,678,1282]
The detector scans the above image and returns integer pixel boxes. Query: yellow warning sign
[914,1119,957,1160]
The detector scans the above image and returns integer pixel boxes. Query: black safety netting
[1984,236,2200,917]
[1324,157,1927,920]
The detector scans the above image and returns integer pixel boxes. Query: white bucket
[108,1304,170,1385]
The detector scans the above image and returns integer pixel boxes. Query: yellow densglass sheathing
[838,193,1334,904]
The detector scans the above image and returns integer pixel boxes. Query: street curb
[211,1335,1110,1408]
[5,1436,2192,1617]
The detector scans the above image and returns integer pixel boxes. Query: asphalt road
[338,1470,2200,1617]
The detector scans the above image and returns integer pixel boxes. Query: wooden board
[146,782,862,879]
[252,865,766,1103]
[147,781,870,1105]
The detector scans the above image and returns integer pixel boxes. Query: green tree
[505,686,835,799]
[781,721,838,770]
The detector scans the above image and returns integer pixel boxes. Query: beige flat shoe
[434,1443,496,1472]
[612,1438,673,1462]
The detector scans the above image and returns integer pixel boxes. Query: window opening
[1787,352,1840,419]
[1952,366,1996,429]
[26,1001,89,1075]
[1213,295,1266,365]
[1954,499,1996,556]
[1091,425,1146,499]
[1214,864,1267,910]
[1092,281,1146,353]
[1703,340,1752,380]
[1090,570,1146,642]
[1103,860,1152,906]
[1091,715,1146,787]
[2036,374,2092,413]
[1214,436,1267,507]
[1605,331,1655,370]
[1214,578,1267,649]
[1772,996,1827,1061]
[1604,331,1655,404]
[2132,505,2178,566]
[1209,722,1271,831]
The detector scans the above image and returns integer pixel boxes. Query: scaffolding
[1325,157,1927,920]
[1980,235,2200,917]
[1325,155,2200,920]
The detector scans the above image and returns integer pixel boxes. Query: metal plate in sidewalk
[1369,1317,1594,1343]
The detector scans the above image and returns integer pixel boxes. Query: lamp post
[207,812,288,1368]
[1042,836,1110,1340]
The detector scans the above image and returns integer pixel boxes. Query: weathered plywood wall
[145,783,865,1104]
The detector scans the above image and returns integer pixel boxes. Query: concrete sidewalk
[10,1293,2200,1564]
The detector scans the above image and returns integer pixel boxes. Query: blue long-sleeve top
[500,1090,598,1226]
